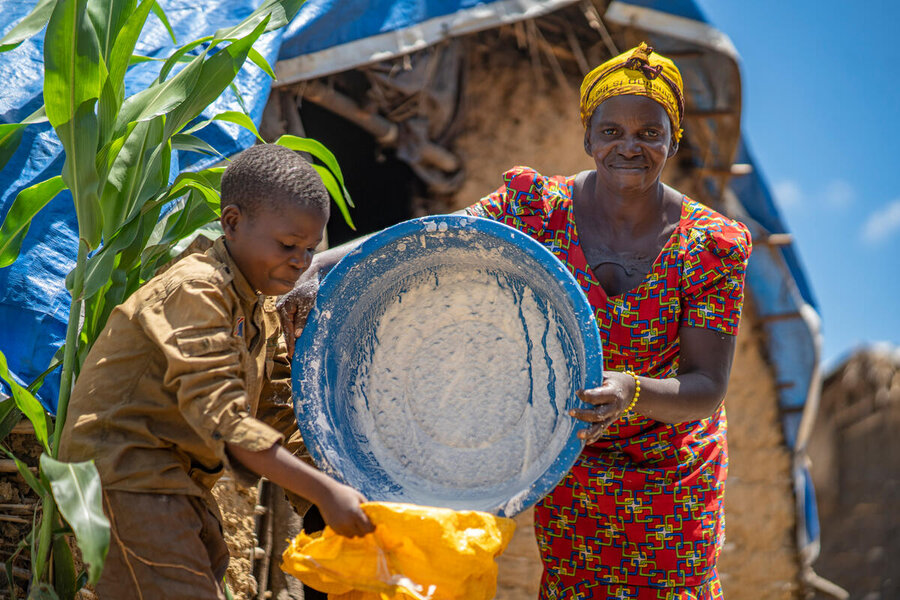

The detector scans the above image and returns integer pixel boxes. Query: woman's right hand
[318,482,375,538]
[569,371,636,444]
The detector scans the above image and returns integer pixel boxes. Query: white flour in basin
[349,263,574,506]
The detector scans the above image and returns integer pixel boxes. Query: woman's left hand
[570,371,636,444]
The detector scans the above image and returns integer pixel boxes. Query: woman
[463,43,751,599]
[282,43,750,600]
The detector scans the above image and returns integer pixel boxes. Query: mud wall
[807,347,900,598]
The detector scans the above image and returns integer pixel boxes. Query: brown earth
[807,347,899,599]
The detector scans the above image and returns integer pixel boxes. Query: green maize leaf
[213,0,306,40]
[172,133,224,158]
[97,60,119,153]
[0,106,46,172]
[27,346,65,396]
[312,164,355,230]
[52,533,78,600]
[228,81,248,115]
[150,0,176,44]
[0,176,66,268]
[0,397,21,444]
[158,35,213,83]
[87,0,134,64]
[40,455,110,585]
[0,351,50,452]
[0,124,25,175]
[274,134,352,206]
[57,100,103,248]
[0,445,47,497]
[248,47,276,80]
[0,104,51,172]
[182,110,265,143]
[163,17,270,140]
[0,0,55,53]
[100,118,163,239]
[109,0,158,91]
[115,48,206,133]
[96,121,137,173]
[74,216,143,300]
[43,0,102,130]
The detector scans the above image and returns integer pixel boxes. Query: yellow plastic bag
[281,502,517,600]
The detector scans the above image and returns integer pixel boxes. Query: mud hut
[807,345,900,599]
[0,1,833,599]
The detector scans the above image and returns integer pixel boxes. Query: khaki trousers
[96,490,229,600]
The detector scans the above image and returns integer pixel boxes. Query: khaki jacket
[59,238,300,502]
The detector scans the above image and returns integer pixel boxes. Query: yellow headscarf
[579,42,685,142]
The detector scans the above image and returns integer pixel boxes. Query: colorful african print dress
[467,167,751,600]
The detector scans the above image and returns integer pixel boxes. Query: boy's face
[222,202,327,296]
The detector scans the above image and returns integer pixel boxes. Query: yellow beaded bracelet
[623,370,641,413]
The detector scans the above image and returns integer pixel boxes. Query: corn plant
[0,0,353,596]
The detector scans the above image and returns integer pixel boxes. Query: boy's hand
[319,482,375,538]
[277,273,319,353]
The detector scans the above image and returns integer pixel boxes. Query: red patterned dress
[467,167,751,599]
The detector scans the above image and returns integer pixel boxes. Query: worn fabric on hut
[467,166,750,598]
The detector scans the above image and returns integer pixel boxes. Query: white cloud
[860,199,900,244]
[824,179,854,209]
[773,180,803,209]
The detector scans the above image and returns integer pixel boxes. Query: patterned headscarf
[579,42,685,142]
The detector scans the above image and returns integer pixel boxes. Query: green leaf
[213,0,306,40]
[0,397,21,443]
[312,164,355,230]
[150,0,176,44]
[228,81,248,115]
[87,0,133,65]
[0,351,50,452]
[44,0,104,247]
[163,17,270,139]
[27,346,65,396]
[172,133,224,158]
[274,134,352,205]
[43,0,102,130]
[181,110,264,143]
[52,533,78,600]
[115,49,206,132]
[157,36,212,83]
[248,47,276,79]
[108,0,157,91]
[57,100,103,248]
[0,445,47,497]
[100,118,163,239]
[0,0,56,53]
[0,106,46,172]
[0,125,26,175]
[74,215,143,301]
[40,456,110,585]
[0,176,66,268]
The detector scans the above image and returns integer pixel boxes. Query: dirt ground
[0,431,43,600]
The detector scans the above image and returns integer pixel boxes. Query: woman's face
[584,94,677,195]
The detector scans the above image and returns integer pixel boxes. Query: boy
[59,144,373,599]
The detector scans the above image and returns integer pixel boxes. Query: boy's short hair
[220,144,330,216]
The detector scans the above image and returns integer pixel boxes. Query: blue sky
[693,0,900,369]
